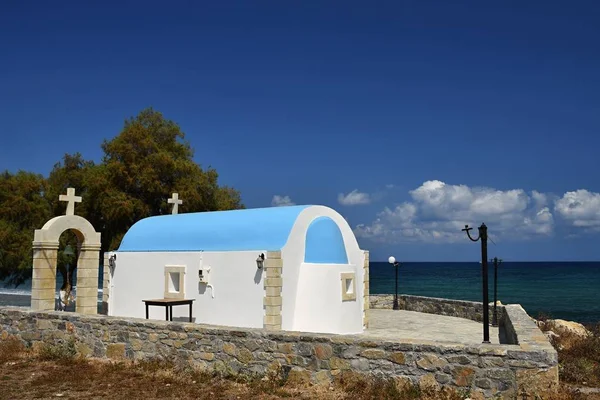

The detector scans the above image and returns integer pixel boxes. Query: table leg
[165,305,169,321]
[169,305,173,322]
[145,303,149,319]
[189,303,193,322]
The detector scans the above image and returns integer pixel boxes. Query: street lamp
[462,223,491,344]
[388,256,400,310]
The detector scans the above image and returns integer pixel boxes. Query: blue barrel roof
[304,217,348,264]
[118,205,311,252]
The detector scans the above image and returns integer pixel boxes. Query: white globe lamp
[388,255,400,310]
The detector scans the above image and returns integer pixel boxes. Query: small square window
[340,272,356,301]
[164,265,186,299]
[168,272,180,293]
[345,278,354,294]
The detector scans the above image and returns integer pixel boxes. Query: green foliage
[45,153,95,216]
[92,108,242,250]
[0,108,243,285]
[0,171,51,285]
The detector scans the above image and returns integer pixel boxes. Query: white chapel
[107,204,369,335]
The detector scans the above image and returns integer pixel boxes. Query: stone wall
[497,305,559,395]
[501,307,519,345]
[0,306,557,399]
[370,294,499,323]
[101,252,110,315]
[362,251,369,329]
[500,305,546,346]
[263,251,283,330]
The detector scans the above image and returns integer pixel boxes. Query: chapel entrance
[31,188,101,315]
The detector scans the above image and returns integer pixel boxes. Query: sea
[1,262,599,324]
[369,261,600,324]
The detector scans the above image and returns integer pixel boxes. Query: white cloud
[523,207,554,235]
[271,195,295,207]
[531,191,548,208]
[555,189,600,230]
[338,189,371,206]
[355,180,555,244]
[355,202,469,244]
[410,180,529,219]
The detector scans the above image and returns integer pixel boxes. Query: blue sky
[1,1,599,261]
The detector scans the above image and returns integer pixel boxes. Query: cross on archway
[168,193,183,214]
[59,188,82,216]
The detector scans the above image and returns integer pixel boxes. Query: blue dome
[119,205,311,252]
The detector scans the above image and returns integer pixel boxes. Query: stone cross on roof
[59,187,82,216]
[168,193,183,215]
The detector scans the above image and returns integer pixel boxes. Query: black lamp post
[491,257,502,327]
[388,256,400,310]
[462,223,490,344]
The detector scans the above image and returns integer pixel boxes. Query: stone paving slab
[363,309,500,345]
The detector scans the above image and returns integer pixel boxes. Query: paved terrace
[363,309,500,345]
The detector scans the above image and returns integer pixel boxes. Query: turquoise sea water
[1,262,599,323]
[370,261,600,323]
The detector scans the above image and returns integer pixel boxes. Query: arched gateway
[31,188,101,315]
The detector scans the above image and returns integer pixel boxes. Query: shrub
[38,339,77,362]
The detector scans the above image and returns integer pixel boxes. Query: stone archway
[31,188,101,315]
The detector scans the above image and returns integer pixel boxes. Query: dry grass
[0,335,25,363]
[559,327,600,388]
[542,389,600,400]
[333,372,467,400]
[537,315,600,388]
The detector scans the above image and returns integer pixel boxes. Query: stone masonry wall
[498,305,559,395]
[0,306,557,399]
[370,294,499,324]
[101,252,109,315]
[362,251,369,329]
[263,251,283,331]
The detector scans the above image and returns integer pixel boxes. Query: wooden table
[142,299,195,322]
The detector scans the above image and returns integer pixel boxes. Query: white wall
[293,263,363,334]
[281,206,365,334]
[109,250,266,329]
